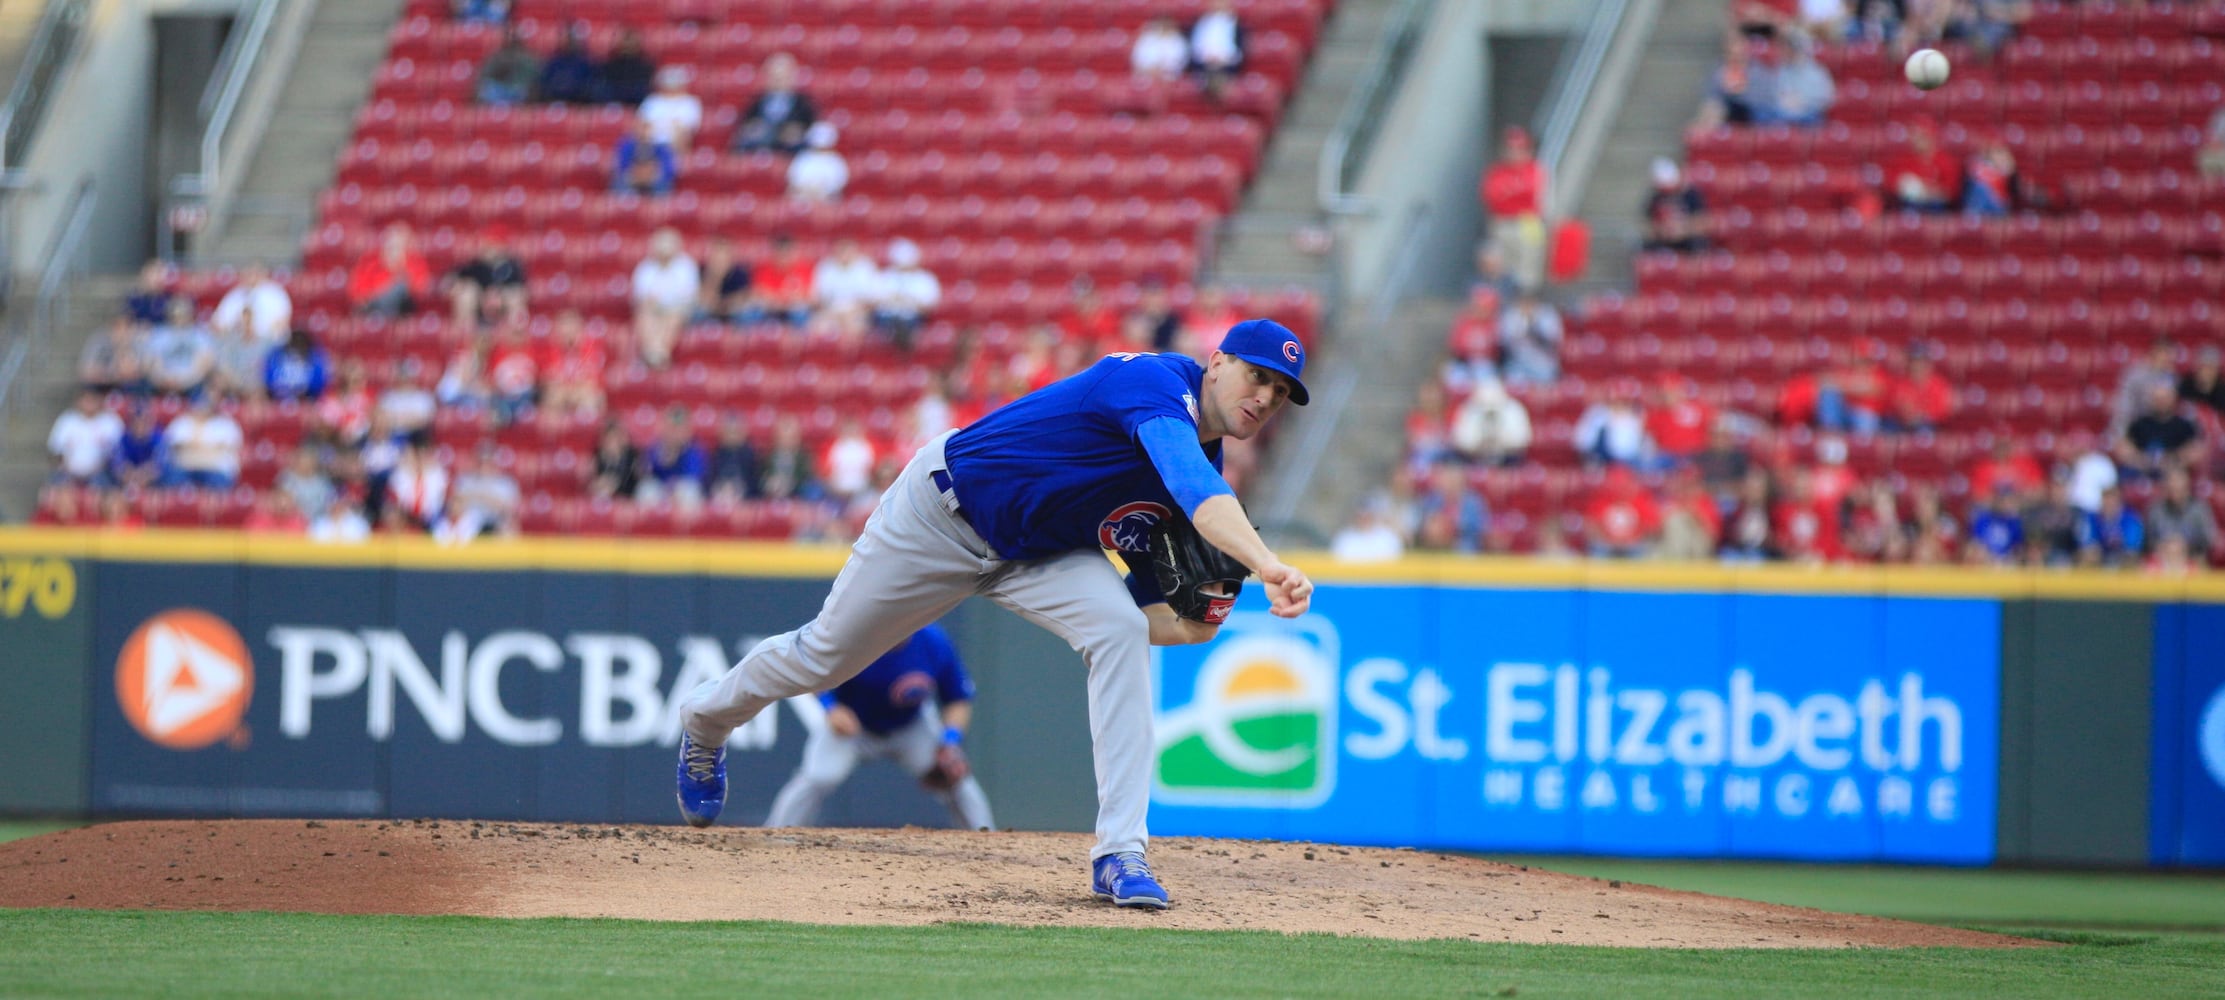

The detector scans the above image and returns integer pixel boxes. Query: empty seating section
[42,1,1334,534]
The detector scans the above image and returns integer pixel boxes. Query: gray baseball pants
[680,430,1155,860]
[763,708,997,831]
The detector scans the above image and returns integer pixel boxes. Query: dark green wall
[0,556,91,813]
[948,597,1099,834]
[1998,600,2155,866]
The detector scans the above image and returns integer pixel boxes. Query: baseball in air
[1905,48,1950,90]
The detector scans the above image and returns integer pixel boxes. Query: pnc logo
[116,609,253,749]
[1154,617,1338,807]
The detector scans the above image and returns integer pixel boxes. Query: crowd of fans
[1342,0,2225,573]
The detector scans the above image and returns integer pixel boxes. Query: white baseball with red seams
[1905,48,1950,91]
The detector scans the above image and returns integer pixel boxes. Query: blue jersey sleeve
[915,625,974,705]
[1137,416,1234,516]
[1120,552,1167,608]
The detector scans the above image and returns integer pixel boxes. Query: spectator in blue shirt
[2075,486,2145,568]
[536,23,601,105]
[636,407,706,508]
[613,114,677,195]
[263,329,331,402]
[109,405,166,490]
[1968,485,2025,565]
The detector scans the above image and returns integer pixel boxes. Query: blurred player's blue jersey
[822,623,974,735]
[943,352,1224,560]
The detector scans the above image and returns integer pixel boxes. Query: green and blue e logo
[1152,614,1338,808]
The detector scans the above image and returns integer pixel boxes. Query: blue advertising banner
[1150,585,2000,863]
[2152,604,2225,866]
[87,562,952,827]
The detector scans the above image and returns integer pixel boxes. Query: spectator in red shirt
[1479,125,1550,291]
[750,234,816,328]
[1177,287,1242,362]
[348,223,433,317]
[1885,123,1962,213]
[1058,276,1122,354]
[1968,438,2045,503]
[1771,468,1841,563]
[1645,376,1714,465]
[541,310,607,421]
[1810,434,1858,509]
[1443,285,1502,394]
[1887,349,1956,432]
[484,319,544,425]
[1584,465,1663,559]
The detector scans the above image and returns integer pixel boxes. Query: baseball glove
[921,741,971,790]
[1148,519,1251,624]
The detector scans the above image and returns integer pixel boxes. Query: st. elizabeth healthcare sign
[1151,586,2000,863]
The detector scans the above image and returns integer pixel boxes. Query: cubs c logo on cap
[116,609,253,750]
[1282,341,1300,362]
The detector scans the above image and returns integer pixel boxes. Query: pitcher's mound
[0,819,2039,949]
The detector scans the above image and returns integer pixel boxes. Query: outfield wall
[2,529,2219,868]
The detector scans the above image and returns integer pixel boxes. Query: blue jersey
[943,353,1224,560]
[822,624,974,735]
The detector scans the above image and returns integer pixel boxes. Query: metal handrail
[173,0,285,202]
[0,174,96,432]
[1317,0,1436,217]
[1531,0,1631,218]
[0,0,91,175]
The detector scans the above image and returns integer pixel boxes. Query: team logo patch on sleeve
[1099,501,1173,552]
[890,671,936,709]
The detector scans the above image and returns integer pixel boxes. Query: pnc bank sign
[114,608,776,752]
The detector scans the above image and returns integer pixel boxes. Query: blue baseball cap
[1216,318,1310,405]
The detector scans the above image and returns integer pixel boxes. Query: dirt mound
[0,820,2040,948]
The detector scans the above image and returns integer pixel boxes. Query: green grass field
[3,822,2221,999]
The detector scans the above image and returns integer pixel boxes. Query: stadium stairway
[200,0,409,265]
[0,276,134,520]
[0,2,45,95]
[1562,0,1726,298]
[1210,0,1397,284]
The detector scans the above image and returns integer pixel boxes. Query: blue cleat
[676,734,727,828]
[1091,851,1170,909]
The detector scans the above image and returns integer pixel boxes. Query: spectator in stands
[2180,345,2225,416]
[1761,31,1835,127]
[637,407,708,510]
[311,495,372,544]
[441,442,522,542]
[161,394,242,489]
[111,404,165,491]
[444,228,528,329]
[1060,276,1121,353]
[2145,467,2219,565]
[352,416,405,523]
[1968,484,2026,565]
[484,319,543,425]
[1179,288,1243,362]
[2117,383,2203,482]
[586,419,641,500]
[601,29,657,106]
[751,234,816,328]
[1884,123,1961,213]
[2113,338,2182,437]
[2020,476,2079,566]
[2148,535,2198,576]
[1719,467,1779,561]
[1886,348,1955,432]
[1404,380,1454,471]
[1798,0,1853,41]
[1130,280,1183,353]
[2201,107,2225,180]
[125,259,176,327]
[1450,380,1531,468]
[1414,463,1489,554]
[1331,494,1406,562]
[1659,469,1724,561]
[613,114,679,196]
[1497,291,1563,385]
[2064,433,2118,514]
[1583,465,1661,559]
[820,418,878,506]
[1843,480,1908,563]
[1472,243,1520,304]
[261,331,329,400]
[314,359,375,447]
[277,445,335,529]
[1642,157,1709,253]
[756,415,820,501]
[732,52,817,155]
[1900,0,1956,57]
[1698,34,1760,127]
[1442,286,1502,394]
[1645,376,1713,467]
[212,262,292,346]
[536,22,601,105]
[437,337,493,414]
[1131,17,1190,83]
[79,317,146,394]
[1906,483,1960,564]
[384,434,449,533]
[1969,438,2045,502]
[208,316,270,402]
[143,299,217,399]
[1960,137,2044,217]
[694,237,754,324]
[540,311,607,420]
[1479,126,1549,291]
[810,238,881,332]
[1575,384,1648,468]
[1946,0,2031,59]
[348,223,433,317]
[1188,0,1246,102]
[639,66,702,157]
[872,238,941,349]
[48,390,122,487]
[242,489,307,535]
[2076,486,2144,568]
[1819,341,1888,435]
[378,362,440,435]
[475,25,540,106]
[631,227,699,368]
[1849,0,1907,44]
[452,0,509,24]
[1696,419,1752,505]
[786,122,849,202]
[1772,469,1841,564]
[707,412,760,502]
